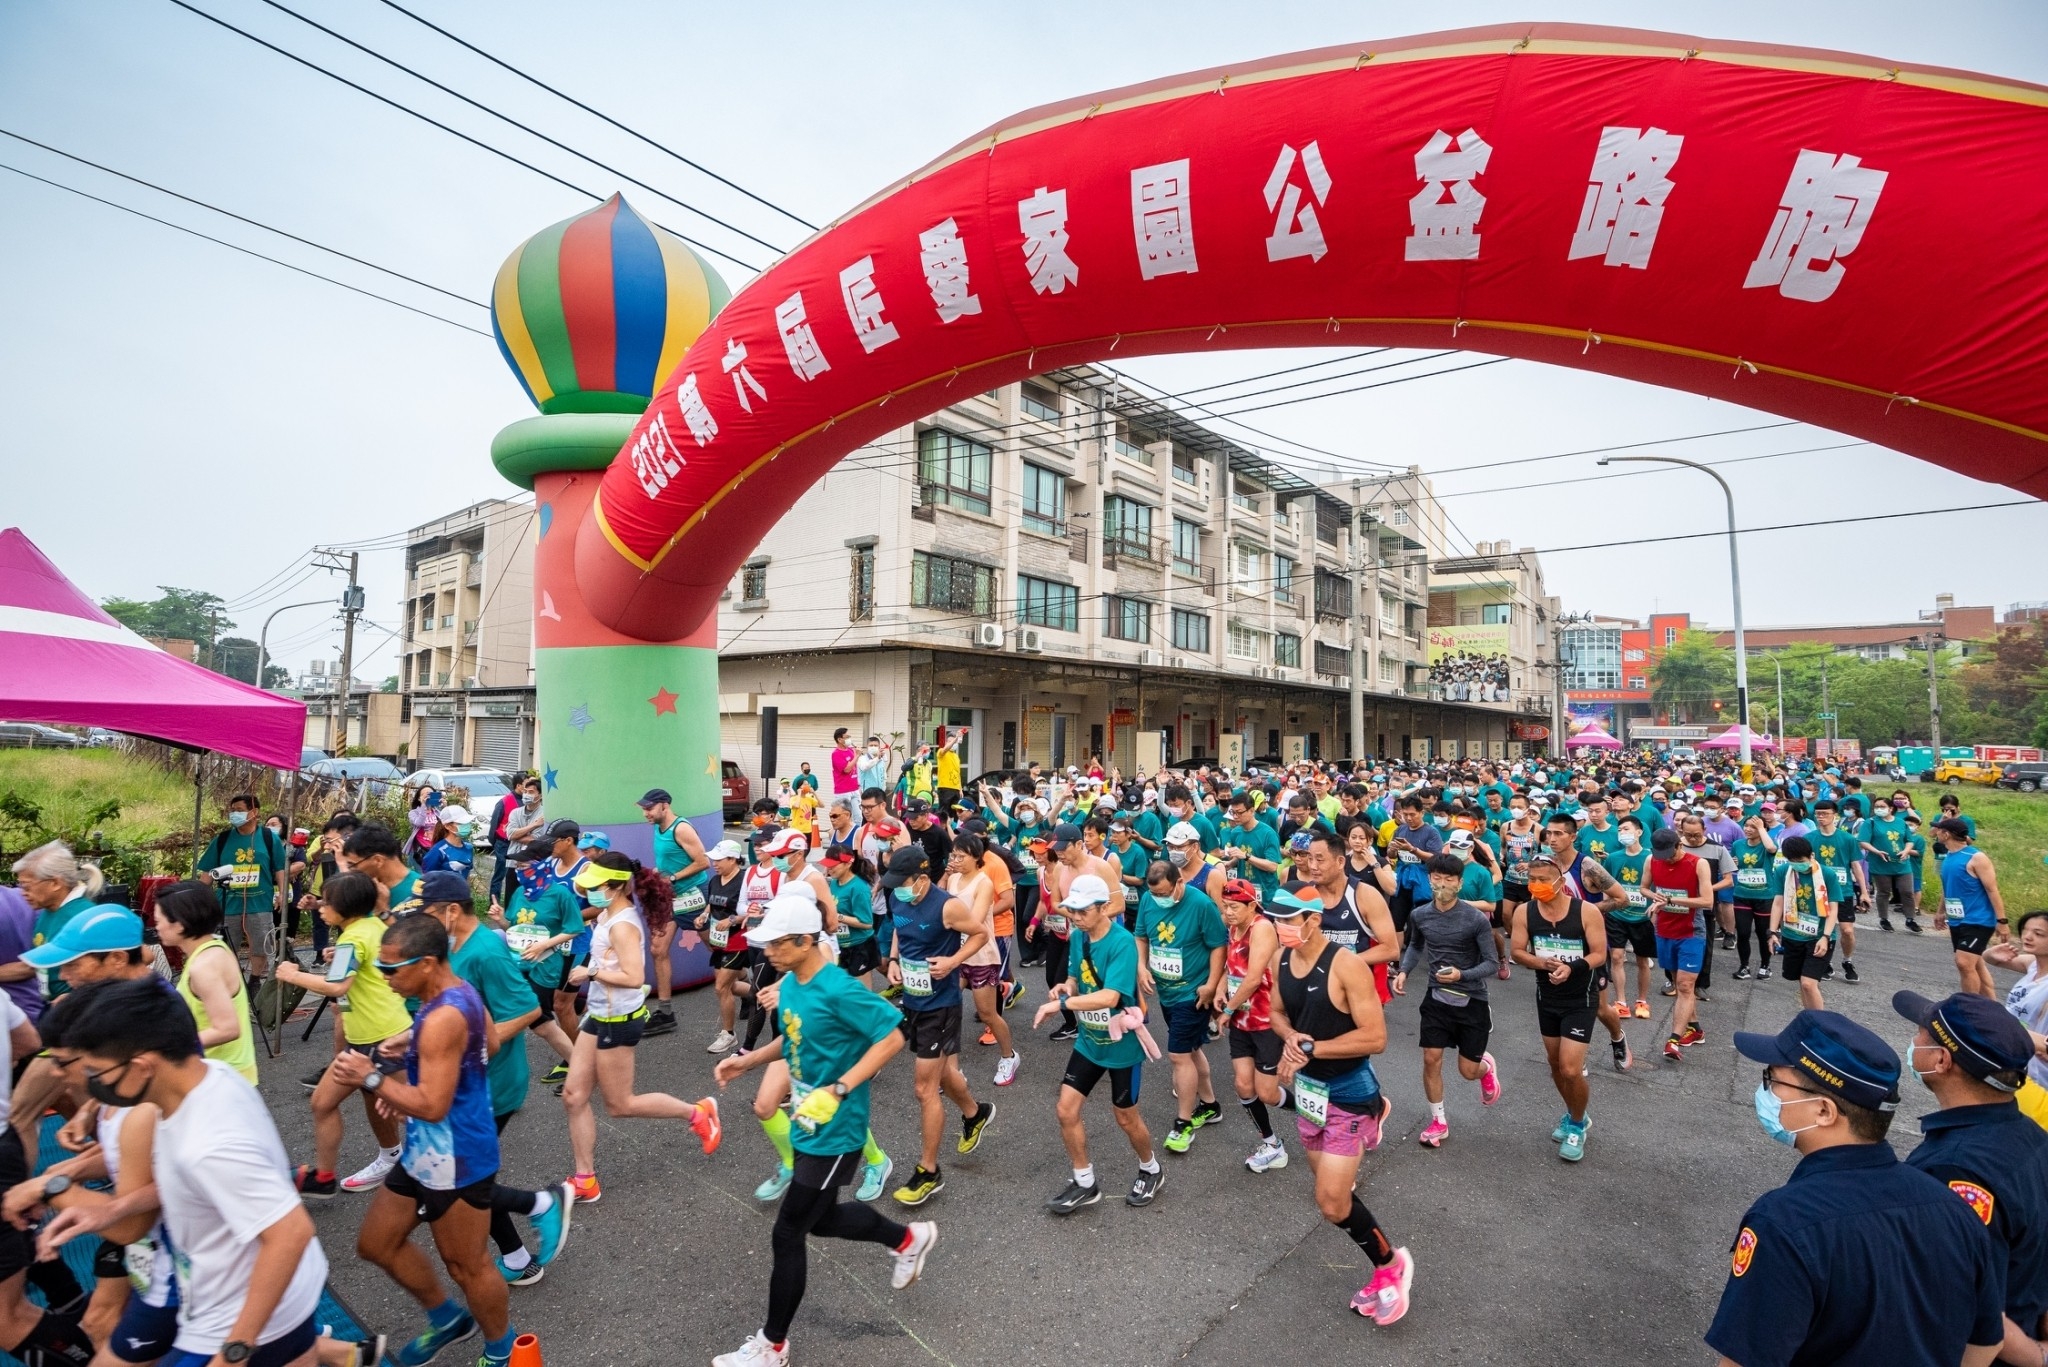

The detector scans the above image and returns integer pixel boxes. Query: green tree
[1650,631,1734,724]
[101,587,231,643]
[1951,622,2048,746]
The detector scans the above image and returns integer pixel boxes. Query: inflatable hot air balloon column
[489,194,729,856]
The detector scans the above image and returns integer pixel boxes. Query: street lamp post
[1599,454,1751,779]
[258,600,334,695]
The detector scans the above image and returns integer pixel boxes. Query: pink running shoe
[1359,1097,1390,1153]
[1351,1246,1414,1325]
[1417,1116,1448,1148]
[1478,1052,1502,1106]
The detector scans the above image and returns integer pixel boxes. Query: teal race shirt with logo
[778,961,903,1157]
[447,925,535,1118]
[1863,816,1912,876]
[1728,840,1776,902]
[1808,828,1862,903]
[1136,886,1226,1006]
[1222,821,1283,899]
[1069,923,1144,1070]
[503,883,580,988]
[200,827,287,915]
[1576,823,1621,866]
[1602,850,1651,921]
[1773,863,1828,941]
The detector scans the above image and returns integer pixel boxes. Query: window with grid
[1020,385,1061,422]
[911,551,995,614]
[850,545,874,621]
[1275,556,1295,594]
[1381,654,1400,683]
[1228,623,1264,660]
[1172,518,1201,576]
[1380,593,1401,632]
[1103,496,1154,557]
[1483,603,1511,625]
[1664,627,1678,646]
[1274,633,1301,668]
[1017,576,1078,631]
[1314,642,1349,676]
[1171,610,1210,653]
[741,561,768,603]
[1231,542,1267,591]
[1022,463,1066,535]
[1104,595,1152,642]
[917,428,993,515]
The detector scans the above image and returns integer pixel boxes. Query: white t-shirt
[155,1061,328,1352]
[0,995,26,1127]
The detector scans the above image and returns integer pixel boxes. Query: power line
[253,0,789,259]
[0,161,494,337]
[162,0,764,274]
[372,0,818,234]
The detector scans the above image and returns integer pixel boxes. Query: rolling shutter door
[473,717,524,771]
[420,717,456,767]
[772,716,861,791]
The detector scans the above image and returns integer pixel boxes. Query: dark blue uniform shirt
[1706,1141,2005,1367]
[1908,1101,2048,1334]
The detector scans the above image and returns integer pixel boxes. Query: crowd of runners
[0,740,2044,1366]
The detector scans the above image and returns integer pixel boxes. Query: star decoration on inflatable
[568,705,594,733]
[542,765,559,791]
[705,753,719,776]
[649,687,679,716]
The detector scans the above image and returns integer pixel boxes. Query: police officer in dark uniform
[1895,990,2048,1363]
[1708,1009,2007,1367]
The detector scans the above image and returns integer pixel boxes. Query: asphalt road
[263,917,1972,1367]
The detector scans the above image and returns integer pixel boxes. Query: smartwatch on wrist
[40,1175,70,1201]
[829,1082,850,1099]
[362,1070,385,1092]
[1299,1038,1317,1058]
[221,1343,253,1364]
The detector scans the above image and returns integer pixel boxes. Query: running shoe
[1359,1097,1390,1153]
[1663,1035,1683,1062]
[299,1066,326,1091]
[956,1102,994,1154]
[1418,1116,1449,1149]
[1677,1024,1705,1048]
[1558,1118,1588,1163]
[1633,1000,1650,1019]
[1190,1099,1223,1128]
[1696,990,1712,1004]
[1044,1178,1101,1215]
[855,1154,893,1203]
[1842,961,1860,983]
[1660,982,1678,998]
[893,1167,944,1206]
[293,1165,337,1201]
[890,1221,937,1289]
[533,1182,573,1266]
[1478,1052,1502,1106]
[1550,1112,1571,1142]
[978,1026,997,1046]
[1878,920,1895,933]
[567,1172,602,1205]
[1905,920,1923,934]
[642,1006,677,1037]
[1002,979,1028,1010]
[480,1347,513,1367]
[1610,1036,1633,1072]
[1244,1136,1288,1173]
[755,1165,793,1202]
[706,1030,737,1054]
[690,1097,723,1154]
[1126,1166,1165,1207]
[1352,1247,1414,1326]
[711,1333,789,1367]
[341,1149,398,1193]
[1049,1023,1078,1042]
[496,1255,543,1287]
[1732,967,1752,980]
[993,1053,1021,1087]
[333,1333,385,1367]
[395,1311,476,1367]
[1756,966,1773,980]
[878,982,903,1001]
[1721,933,1737,950]
[1162,1120,1196,1154]
[541,1062,569,1085]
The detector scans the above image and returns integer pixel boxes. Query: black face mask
[85,1059,150,1108]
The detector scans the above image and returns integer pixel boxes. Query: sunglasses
[375,955,427,975]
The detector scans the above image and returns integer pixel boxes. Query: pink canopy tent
[1700,725,1778,751]
[0,528,305,767]
[1567,724,1623,750]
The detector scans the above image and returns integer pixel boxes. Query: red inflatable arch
[579,22,2048,642]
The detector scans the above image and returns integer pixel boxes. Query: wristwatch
[221,1343,253,1364]
[829,1082,850,1099]
[40,1175,70,1201]
[1299,1039,1317,1058]
[361,1070,385,1092]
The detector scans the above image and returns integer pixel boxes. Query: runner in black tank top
[1511,853,1629,1166]
[1263,888,1415,1328]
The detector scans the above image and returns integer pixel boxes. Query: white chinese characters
[1131,158,1198,279]
[675,374,717,446]
[1263,141,1332,264]
[1744,149,1888,303]
[838,256,900,354]
[918,217,982,323]
[775,291,830,382]
[721,338,766,414]
[1406,129,1492,261]
[628,412,685,498]
[1568,126,1684,269]
[1018,186,1079,295]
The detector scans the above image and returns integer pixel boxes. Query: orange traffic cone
[509,1334,542,1367]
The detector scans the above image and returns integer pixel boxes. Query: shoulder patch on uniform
[1948,1180,1996,1225]
[1731,1226,1757,1277]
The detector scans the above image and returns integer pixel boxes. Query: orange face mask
[1527,879,1560,901]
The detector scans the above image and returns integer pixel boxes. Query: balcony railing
[1102,533,1166,568]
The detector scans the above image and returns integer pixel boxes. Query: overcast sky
[5,0,2044,679]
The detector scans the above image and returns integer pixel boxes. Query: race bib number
[1077,1005,1114,1031]
[1043,913,1069,936]
[676,887,707,915]
[1294,1075,1330,1128]
[901,959,934,996]
[1148,945,1183,980]
[1531,934,1583,962]
[1736,868,1767,889]
[1323,929,1359,948]
[1945,898,1965,919]
[1788,904,1822,938]
[123,1238,156,1293]
[707,921,731,949]
[1624,887,1647,907]
[505,924,548,953]
[1223,972,1244,1002]
[227,866,261,890]
[1018,850,1039,872]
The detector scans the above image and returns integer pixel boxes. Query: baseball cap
[572,862,633,890]
[760,829,810,856]
[904,799,934,818]
[541,819,581,844]
[417,870,474,906]
[1050,822,1085,852]
[820,846,854,867]
[637,788,673,808]
[1219,877,1261,905]
[438,805,471,826]
[1266,883,1324,918]
[1932,818,1972,841]
[878,847,930,890]
[506,841,552,864]
[707,839,747,862]
[1164,822,1202,846]
[1734,1009,1901,1112]
[22,907,144,967]
[1650,827,1680,852]
[752,891,825,941]
[1893,990,2034,1087]
[576,831,612,852]
[1445,829,1475,851]
[1057,873,1113,910]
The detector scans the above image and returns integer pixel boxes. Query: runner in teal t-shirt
[1219,798,1284,899]
[1136,873,1227,1156]
[1807,803,1868,983]
[200,800,289,977]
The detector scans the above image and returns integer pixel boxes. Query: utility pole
[1820,658,1832,755]
[315,549,363,756]
[1349,487,1365,762]
[1925,634,1944,755]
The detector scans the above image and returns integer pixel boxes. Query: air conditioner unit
[1016,628,1045,654]
[974,622,1005,648]
[1140,649,1165,667]
[463,676,480,689]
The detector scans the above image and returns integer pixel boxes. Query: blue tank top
[653,819,706,889]
[400,980,499,1190]
[891,883,962,1012]
[1939,847,1996,926]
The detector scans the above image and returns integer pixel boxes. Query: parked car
[0,723,83,748]
[409,769,516,802]
[1997,761,2048,793]
[300,746,331,768]
[302,756,405,798]
[966,770,1037,802]
[85,728,121,748]
[1926,758,2001,786]
[722,760,750,822]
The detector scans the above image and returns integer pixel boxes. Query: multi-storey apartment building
[714,367,1533,787]
[397,498,535,770]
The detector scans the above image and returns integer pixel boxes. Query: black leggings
[1014,885,1041,959]
[1731,903,1773,970]
[489,1110,541,1257]
[1042,933,1075,1031]
[766,1163,907,1343]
